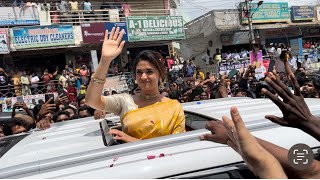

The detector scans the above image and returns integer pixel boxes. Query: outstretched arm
[85,27,125,111]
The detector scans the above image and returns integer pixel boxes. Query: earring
[134,79,137,84]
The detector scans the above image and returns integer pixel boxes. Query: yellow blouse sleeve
[172,104,186,134]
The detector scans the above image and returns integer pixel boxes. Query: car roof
[0,98,320,178]
[183,97,320,129]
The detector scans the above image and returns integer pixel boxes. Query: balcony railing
[0,80,59,98]
[48,9,171,25]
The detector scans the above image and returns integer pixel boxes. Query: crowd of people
[0,0,132,23]
[1,27,320,178]
[0,64,91,98]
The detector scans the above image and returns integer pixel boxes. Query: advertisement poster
[126,16,185,42]
[105,22,128,42]
[0,7,39,26]
[0,29,9,54]
[219,59,250,74]
[81,22,128,44]
[81,23,105,44]
[250,50,266,80]
[1,93,58,112]
[13,25,74,49]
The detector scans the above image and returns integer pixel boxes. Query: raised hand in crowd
[222,107,287,179]
[263,52,320,141]
[199,120,229,144]
[200,107,320,178]
[11,102,33,119]
[36,116,51,130]
[55,94,69,107]
[94,109,106,120]
[36,97,55,130]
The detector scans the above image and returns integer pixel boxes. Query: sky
[179,0,319,22]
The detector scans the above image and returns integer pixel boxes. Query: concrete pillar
[90,50,99,72]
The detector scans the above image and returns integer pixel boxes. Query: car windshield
[185,111,215,130]
[0,134,29,158]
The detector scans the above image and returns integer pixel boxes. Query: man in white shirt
[30,73,40,94]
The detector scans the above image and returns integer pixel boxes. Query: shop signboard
[240,2,290,24]
[290,38,303,57]
[81,22,128,44]
[291,6,315,21]
[105,22,128,42]
[0,29,9,54]
[0,7,39,26]
[12,25,74,49]
[126,16,185,42]
[81,23,105,44]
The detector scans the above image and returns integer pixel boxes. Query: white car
[0,98,319,178]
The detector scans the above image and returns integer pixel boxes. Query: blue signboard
[290,38,303,58]
[291,6,315,21]
[13,25,74,49]
[104,22,128,42]
[0,7,39,26]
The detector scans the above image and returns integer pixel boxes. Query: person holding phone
[11,101,33,121]
[86,27,185,143]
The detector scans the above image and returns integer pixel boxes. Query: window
[0,134,29,158]
[184,111,216,130]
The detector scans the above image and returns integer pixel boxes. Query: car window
[0,134,29,158]
[185,111,216,130]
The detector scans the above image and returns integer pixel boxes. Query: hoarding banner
[13,25,74,49]
[126,16,185,42]
[0,29,9,54]
[105,22,129,42]
[250,50,266,80]
[81,23,105,44]
[81,22,128,44]
[219,59,251,73]
[0,7,39,26]
[1,94,55,112]
[240,2,290,24]
[291,6,315,21]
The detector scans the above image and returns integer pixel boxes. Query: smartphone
[17,96,24,103]
[58,90,67,97]
[45,93,55,104]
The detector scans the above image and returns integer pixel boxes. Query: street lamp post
[245,0,256,45]
[245,0,263,46]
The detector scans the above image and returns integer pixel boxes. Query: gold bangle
[91,74,106,84]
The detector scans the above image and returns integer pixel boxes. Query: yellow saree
[121,100,185,140]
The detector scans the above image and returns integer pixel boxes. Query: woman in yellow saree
[85,27,185,143]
